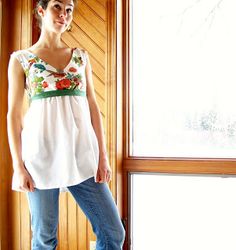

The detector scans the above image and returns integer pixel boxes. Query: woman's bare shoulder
[8,49,28,74]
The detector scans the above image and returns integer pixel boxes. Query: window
[131,173,236,250]
[123,1,236,249]
[130,0,236,158]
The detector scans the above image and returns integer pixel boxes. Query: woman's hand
[96,156,112,183]
[14,166,35,192]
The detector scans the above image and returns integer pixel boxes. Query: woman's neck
[33,30,65,51]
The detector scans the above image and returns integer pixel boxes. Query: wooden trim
[0,1,10,249]
[124,158,236,175]
[106,0,117,199]
[117,0,132,247]
[121,0,130,249]
[116,0,124,215]
[123,0,131,159]
[107,0,126,215]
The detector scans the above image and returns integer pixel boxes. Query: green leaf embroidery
[74,74,82,80]
[32,76,44,83]
[66,73,74,79]
[72,56,83,66]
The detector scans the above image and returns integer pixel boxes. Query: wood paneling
[67,194,77,250]
[0,0,20,249]
[96,0,107,8]
[3,1,33,250]
[77,0,106,35]
[82,0,106,20]
[1,0,120,249]
[0,0,9,249]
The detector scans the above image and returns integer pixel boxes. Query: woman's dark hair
[35,0,78,29]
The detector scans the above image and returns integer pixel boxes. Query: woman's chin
[52,25,67,34]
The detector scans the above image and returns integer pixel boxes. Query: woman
[7,0,125,249]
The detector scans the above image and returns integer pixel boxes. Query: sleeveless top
[11,48,99,192]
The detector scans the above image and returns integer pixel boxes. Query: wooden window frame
[121,0,236,249]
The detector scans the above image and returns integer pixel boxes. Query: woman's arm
[7,55,34,192]
[85,51,112,183]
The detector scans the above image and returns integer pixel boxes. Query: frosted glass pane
[131,174,236,250]
[131,0,236,157]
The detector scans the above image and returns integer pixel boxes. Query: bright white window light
[130,0,236,157]
[131,174,236,250]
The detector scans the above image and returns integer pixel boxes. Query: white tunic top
[11,48,99,192]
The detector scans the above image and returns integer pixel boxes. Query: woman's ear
[37,6,45,17]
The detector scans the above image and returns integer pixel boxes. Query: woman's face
[39,0,74,33]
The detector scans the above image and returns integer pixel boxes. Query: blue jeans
[27,177,125,250]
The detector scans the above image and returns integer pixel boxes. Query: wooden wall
[0,0,121,249]
[0,0,12,248]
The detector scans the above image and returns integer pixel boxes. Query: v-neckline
[25,48,75,72]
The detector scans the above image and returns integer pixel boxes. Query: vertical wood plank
[68,194,78,250]
[20,1,32,249]
[20,194,31,250]
[106,0,117,197]
[12,193,21,250]
[0,0,10,248]
[77,207,87,250]
[21,0,32,48]
[58,193,68,250]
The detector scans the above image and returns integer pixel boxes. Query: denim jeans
[27,177,125,250]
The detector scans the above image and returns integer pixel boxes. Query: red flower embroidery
[69,67,77,73]
[73,77,82,86]
[73,78,79,83]
[51,72,67,78]
[42,81,48,88]
[56,79,71,90]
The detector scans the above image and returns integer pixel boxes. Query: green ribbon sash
[31,89,86,101]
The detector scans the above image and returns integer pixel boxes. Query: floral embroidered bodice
[16,48,87,100]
